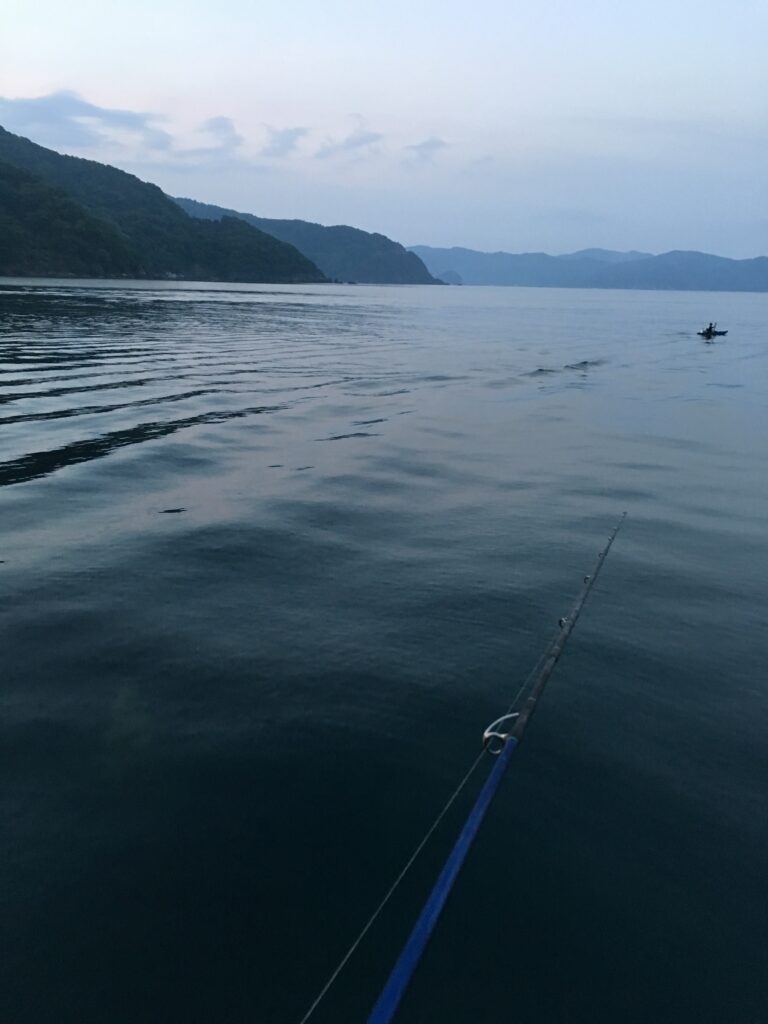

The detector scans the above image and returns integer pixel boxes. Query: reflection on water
[1,279,767,1024]
[0,403,282,486]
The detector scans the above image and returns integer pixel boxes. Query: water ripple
[0,403,283,486]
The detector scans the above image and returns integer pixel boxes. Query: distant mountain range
[174,197,437,284]
[1,124,765,292]
[409,245,768,291]
[0,127,325,283]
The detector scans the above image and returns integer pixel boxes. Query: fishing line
[298,514,626,1024]
[366,513,626,1024]
[296,748,488,1024]
[297,649,541,1023]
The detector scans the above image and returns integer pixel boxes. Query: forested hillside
[175,196,437,284]
[0,161,140,277]
[0,127,325,282]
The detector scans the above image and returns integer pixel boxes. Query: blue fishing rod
[366,514,626,1024]
[297,516,625,1024]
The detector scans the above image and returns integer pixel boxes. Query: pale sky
[2,0,766,256]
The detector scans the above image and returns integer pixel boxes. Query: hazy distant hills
[410,245,768,291]
[174,197,438,285]
[0,126,324,283]
[559,248,653,264]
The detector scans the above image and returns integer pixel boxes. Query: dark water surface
[1,280,766,1023]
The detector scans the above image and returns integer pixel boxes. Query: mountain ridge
[410,244,768,291]
[174,196,438,285]
[557,248,654,263]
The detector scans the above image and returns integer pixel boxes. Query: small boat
[698,323,728,339]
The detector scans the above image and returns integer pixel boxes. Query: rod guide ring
[482,713,520,754]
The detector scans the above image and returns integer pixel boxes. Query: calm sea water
[1,280,766,1024]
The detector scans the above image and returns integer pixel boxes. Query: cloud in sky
[0,90,172,151]
[405,137,448,161]
[315,127,383,160]
[178,115,245,162]
[260,126,308,158]
[202,116,243,150]
[0,91,252,169]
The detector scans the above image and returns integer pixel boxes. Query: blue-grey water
[1,280,766,1024]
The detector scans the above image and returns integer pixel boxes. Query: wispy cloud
[405,136,448,161]
[0,91,393,174]
[0,91,254,173]
[203,116,243,150]
[316,127,383,160]
[179,116,245,162]
[260,125,308,158]
[0,90,172,151]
